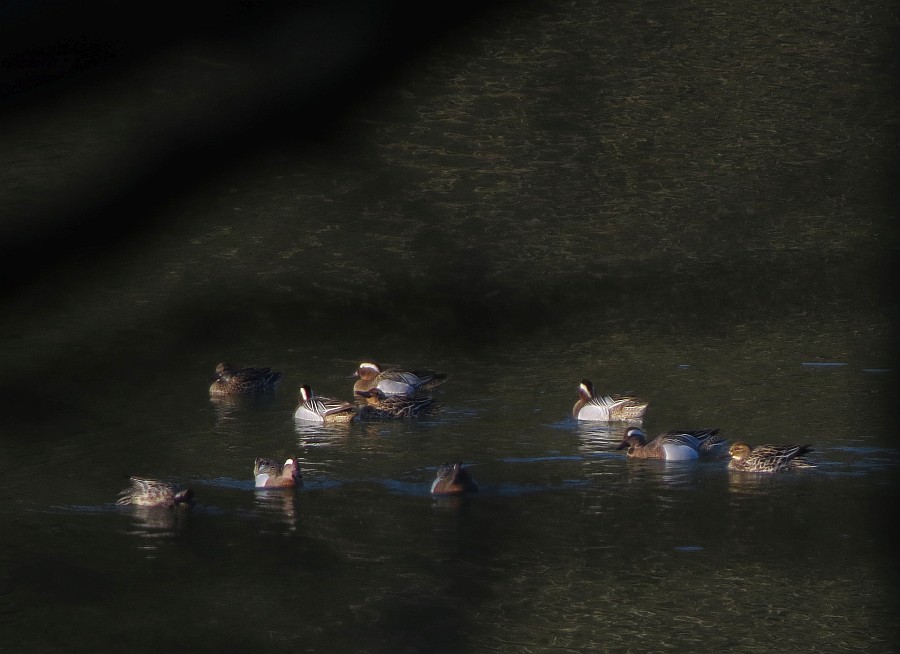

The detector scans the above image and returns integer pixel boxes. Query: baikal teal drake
[209,362,282,396]
[617,427,727,461]
[355,388,436,419]
[117,477,194,508]
[350,361,447,397]
[727,442,816,473]
[572,379,648,421]
[254,457,302,488]
[293,385,357,423]
[430,462,479,495]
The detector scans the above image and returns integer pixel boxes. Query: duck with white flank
[293,384,358,423]
[572,379,648,421]
[617,427,727,461]
[350,362,447,397]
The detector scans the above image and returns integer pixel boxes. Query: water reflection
[252,488,298,531]
[209,393,280,424]
[347,421,392,440]
[573,421,632,456]
[620,458,708,489]
[120,504,192,542]
[345,418,444,442]
[725,468,819,497]
[293,420,355,447]
[430,494,470,512]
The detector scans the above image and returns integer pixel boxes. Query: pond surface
[1,0,897,652]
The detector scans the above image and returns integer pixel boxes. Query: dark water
[1,0,898,652]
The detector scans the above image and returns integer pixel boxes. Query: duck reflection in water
[253,487,298,529]
[575,422,630,456]
[209,391,278,425]
[293,420,359,447]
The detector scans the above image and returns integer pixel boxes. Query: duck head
[578,379,595,400]
[350,362,382,381]
[282,458,302,486]
[355,388,387,403]
[616,427,648,452]
[212,362,234,382]
[728,442,752,461]
[430,462,478,495]
[173,488,194,506]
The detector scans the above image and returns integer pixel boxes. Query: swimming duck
[727,442,815,473]
[350,362,447,397]
[117,477,194,508]
[254,457,302,488]
[572,379,648,421]
[430,462,479,495]
[617,427,726,461]
[209,362,282,396]
[355,388,436,419]
[293,385,358,423]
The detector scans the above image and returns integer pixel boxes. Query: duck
[350,361,447,397]
[430,462,479,495]
[254,457,302,488]
[209,362,282,396]
[293,384,358,423]
[117,477,194,508]
[727,442,815,473]
[616,427,726,461]
[355,388,436,419]
[572,379,648,421]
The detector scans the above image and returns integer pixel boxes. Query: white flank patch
[662,444,699,461]
[377,379,413,395]
[294,406,324,422]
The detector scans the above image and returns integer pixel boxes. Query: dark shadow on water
[0,0,513,302]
